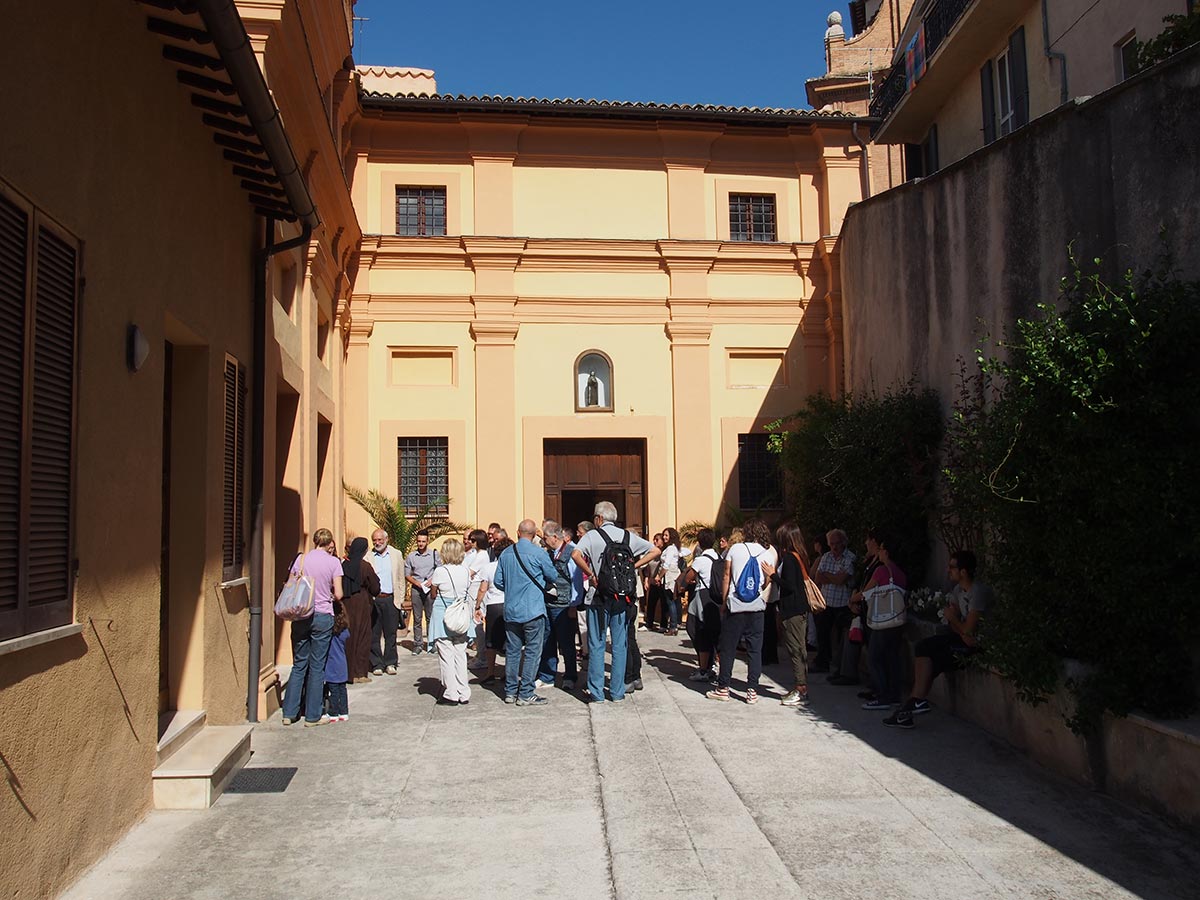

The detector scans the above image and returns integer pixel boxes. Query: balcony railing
[868,0,974,125]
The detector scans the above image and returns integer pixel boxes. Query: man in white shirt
[707,519,777,705]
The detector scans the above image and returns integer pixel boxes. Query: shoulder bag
[274,552,315,621]
[514,543,558,605]
[441,568,473,639]
[863,565,907,630]
[794,552,827,612]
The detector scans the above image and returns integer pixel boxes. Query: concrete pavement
[64,629,1200,899]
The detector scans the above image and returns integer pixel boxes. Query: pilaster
[470,315,520,524]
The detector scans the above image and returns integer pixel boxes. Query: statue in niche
[585,370,599,407]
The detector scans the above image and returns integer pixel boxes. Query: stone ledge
[0,622,83,657]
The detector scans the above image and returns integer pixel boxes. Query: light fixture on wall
[127,324,150,373]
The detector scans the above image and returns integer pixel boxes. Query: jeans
[505,616,547,701]
[370,594,399,668]
[664,591,681,629]
[868,626,903,703]
[586,604,629,701]
[538,605,577,684]
[283,612,334,722]
[411,588,434,649]
[325,681,348,717]
[717,610,764,691]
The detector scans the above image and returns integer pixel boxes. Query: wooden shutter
[0,190,28,627]
[234,363,246,569]
[1009,26,1029,128]
[980,59,997,145]
[922,124,939,176]
[25,221,78,632]
[222,357,240,572]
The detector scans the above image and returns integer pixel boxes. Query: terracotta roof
[360,91,874,125]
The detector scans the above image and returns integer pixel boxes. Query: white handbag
[441,569,472,639]
[274,553,315,621]
[864,570,907,630]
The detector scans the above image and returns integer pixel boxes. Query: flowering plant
[908,587,947,621]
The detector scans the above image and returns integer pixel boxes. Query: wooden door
[543,439,647,536]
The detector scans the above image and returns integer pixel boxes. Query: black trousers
[814,605,853,669]
[625,606,642,682]
[370,594,399,668]
[718,610,765,690]
[644,584,669,629]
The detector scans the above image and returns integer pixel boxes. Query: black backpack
[596,529,638,613]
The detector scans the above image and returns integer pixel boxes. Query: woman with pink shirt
[281,528,345,727]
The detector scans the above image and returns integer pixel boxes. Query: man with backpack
[572,501,659,702]
[707,519,777,704]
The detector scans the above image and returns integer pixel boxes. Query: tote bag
[794,553,827,612]
[274,553,315,621]
[864,568,907,630]
[441,569,473,639]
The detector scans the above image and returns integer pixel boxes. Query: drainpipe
[851,121,872,198]
[193,0,320,721]
[1041,0,1070,105]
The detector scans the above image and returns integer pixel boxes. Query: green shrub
[767,383,943,586]
[947,260,1200,731]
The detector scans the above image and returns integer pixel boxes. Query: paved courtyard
[65,630,1199,900]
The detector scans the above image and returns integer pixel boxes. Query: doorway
[543,439,647,536]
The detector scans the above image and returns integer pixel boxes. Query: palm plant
[343,485,469,556]
[678,503,751,544]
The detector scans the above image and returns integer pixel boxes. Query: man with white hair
[572,501,659,702]
[493,519,560,706]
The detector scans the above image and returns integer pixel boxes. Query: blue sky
[351,1,840,109]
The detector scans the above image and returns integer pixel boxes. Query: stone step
[152,724,253,810]
[155,710,206,767]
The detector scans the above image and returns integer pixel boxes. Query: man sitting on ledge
[884,550,992,729]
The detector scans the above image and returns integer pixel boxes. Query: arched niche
[574,350,614,412]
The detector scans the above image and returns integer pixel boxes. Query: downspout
[194,0,319,721]
[1041,0,1070,105]
[851,121,872,199]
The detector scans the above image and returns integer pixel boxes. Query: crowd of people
[278,503,989,729]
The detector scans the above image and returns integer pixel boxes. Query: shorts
[692,602,723,654]
[915,632,978,677]
[485,604,506,651]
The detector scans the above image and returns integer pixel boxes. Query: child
[324,602,351,722]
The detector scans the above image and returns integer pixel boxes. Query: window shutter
[234,363,247,569]
[0,192,27,622]
[26,223,77,628]
[923,124,940,176]
[222,358,238,571]
[980,60,997,144]
[1009,26,1029,128]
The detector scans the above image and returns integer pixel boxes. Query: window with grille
[222,356,247,575]
[737,433,782,510]
[395,187,447,236]
[729,194,777,243]
[0,178,80,641]
[398,437,449,514]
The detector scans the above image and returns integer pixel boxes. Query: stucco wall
[0,2,260,896]
[840,45,1200,399]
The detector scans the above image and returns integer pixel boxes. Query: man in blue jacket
[494,519,561,706]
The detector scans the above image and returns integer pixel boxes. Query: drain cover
[225,766,297,794]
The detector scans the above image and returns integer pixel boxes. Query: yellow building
[869,0,1189,171]
[342,72,871,536]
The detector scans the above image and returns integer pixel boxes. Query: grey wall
[840,44,1200,399]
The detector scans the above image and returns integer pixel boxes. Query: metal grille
[398,437,448,514]
[395,187,446,236]
[224,766,297,794]
[737,433,782,510]
[729,194,777,242]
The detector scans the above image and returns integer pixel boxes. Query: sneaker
[857,689,878,701]
[338,714,349,722]
[909,699,932,715]
[632,679,644,691]
[304,715,331,727]
[745,689,759,705]
[534,679,552,690]
[516,695,549,707]
[281,716,296,726]
[861,699,893,710]
[373,667,384,675]
[503,695,516,704]
[706,687,730,702]
[457,699,469,706]
[410,648,422,656]
[385,665,397,675]
[609,695,626,703]
[780,690,807,707]
[562,679,576,691]
[883,710,914,729]
[689,669,713,682]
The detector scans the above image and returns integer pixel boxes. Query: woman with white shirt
[706,519,777,705]
[474,536,513,685]
[427,538,471,705]
[464,530,490,669]
[659,527,684,636]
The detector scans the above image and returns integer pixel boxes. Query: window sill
[0,622,85,658]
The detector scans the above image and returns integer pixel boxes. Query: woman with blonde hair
[428,538,472,705]
[281,528,344,726]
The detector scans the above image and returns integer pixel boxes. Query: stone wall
[840,44,1200,398]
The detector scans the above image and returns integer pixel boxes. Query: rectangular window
[0,179,80,642]
[395,187,447,236]
[737,433,782,511]
[398,437,449,514]
[1118,33,1138,82]
[222,356,247,575]
[728,194,777,243]
[996,48,1015,136]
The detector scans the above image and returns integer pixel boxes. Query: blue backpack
[733,549,762,602]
